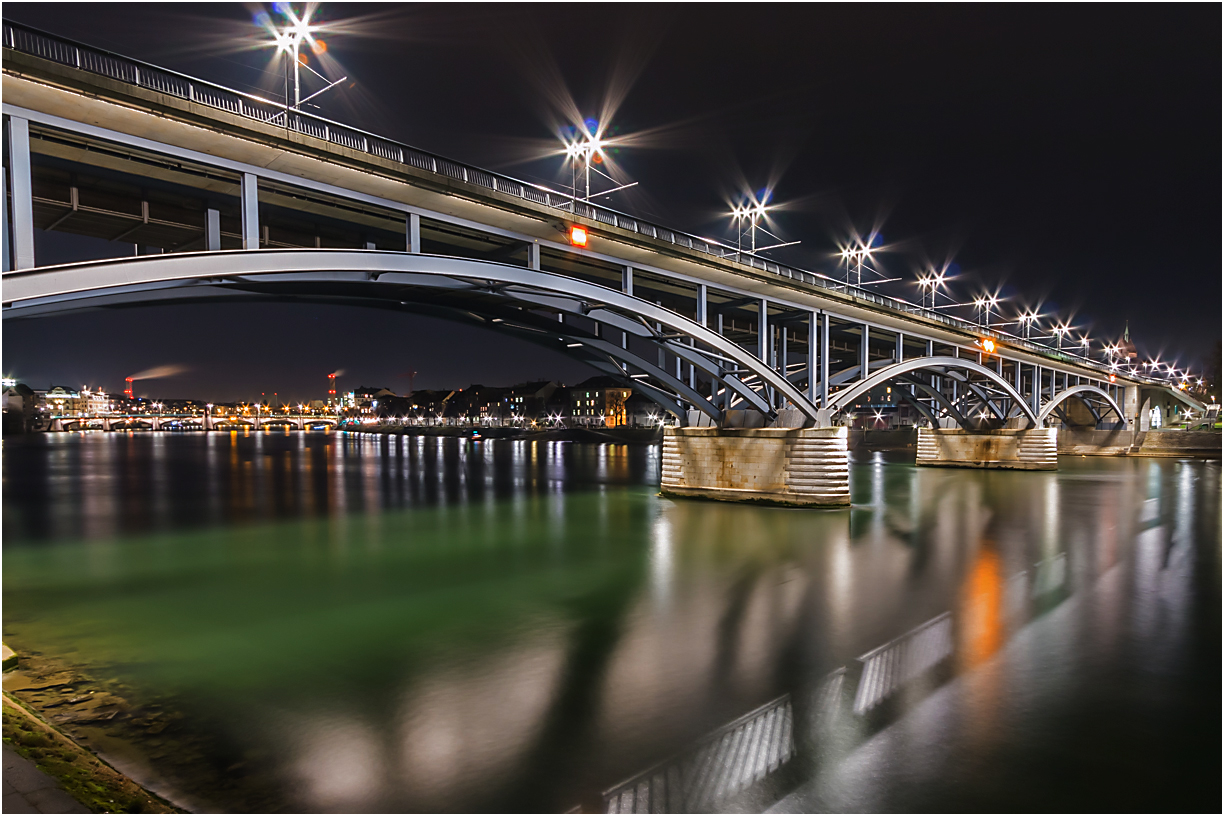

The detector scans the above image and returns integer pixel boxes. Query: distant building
[625,393,660,427]
[44,385,84,416]
[499,381,559,423]
[1119,321,1139,363]
[846,383,919,429]
[87,390,111,414]
[569,376,632,428]
[346,386,396,415]
[402,389,453,423]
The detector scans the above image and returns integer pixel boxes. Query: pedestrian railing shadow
[600,549,1092,813]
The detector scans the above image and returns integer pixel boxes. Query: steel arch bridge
[2,19,1188,436]
[3,250,821,426]
[1037,384,1126,430]
[3,251,1139,431]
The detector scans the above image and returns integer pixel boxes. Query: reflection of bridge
[49,413,339,431]
[2,23,1205,502]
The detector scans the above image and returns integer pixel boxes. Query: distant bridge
[3,22,1200,435]
[49,413,339,431]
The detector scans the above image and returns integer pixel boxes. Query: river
[2,431,1219,812]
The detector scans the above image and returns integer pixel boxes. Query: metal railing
[1,21,1160,386]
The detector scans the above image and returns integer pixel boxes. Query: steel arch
[2,249,821,425]
[1037,384,1125,427]
[827,356,1040,427]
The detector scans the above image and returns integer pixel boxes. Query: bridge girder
[2,250,822,427]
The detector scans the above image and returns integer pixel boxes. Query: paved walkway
[3,744,90,814]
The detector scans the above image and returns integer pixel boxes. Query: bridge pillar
[916,427,1057,470]
[661,426,849,507]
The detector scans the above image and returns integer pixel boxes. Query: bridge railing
[2,21,1158,386]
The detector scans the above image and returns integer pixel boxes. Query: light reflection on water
[2,433,1219,813]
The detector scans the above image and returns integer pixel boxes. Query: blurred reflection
[2,436,1218,813]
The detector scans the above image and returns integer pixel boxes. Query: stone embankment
[1058,428,1221,458]
[342,425,664,444]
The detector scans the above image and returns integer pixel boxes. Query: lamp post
[973,295,999,328]
[261,4,345,113]
[1052,324,1070,351]
[841,247,869,288]
[918,274,934,309]
[563,123,637,202]
[1017,311,1040,340]
[730,193,799,256]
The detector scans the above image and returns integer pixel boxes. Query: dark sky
[4,3,1220,403]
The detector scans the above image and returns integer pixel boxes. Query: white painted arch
[2,249,822,425]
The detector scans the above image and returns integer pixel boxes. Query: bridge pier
[661,426,850,507]
[916,427,1057,470]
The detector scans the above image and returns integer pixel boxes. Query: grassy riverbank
[2,646,282,813]
[3,690,180,813]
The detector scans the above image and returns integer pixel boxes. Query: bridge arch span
[3,249,820,427]
[826,356,1040,429]
[1037,384,1125,429]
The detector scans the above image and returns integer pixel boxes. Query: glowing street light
[839,244,877,288]
[562,119,637,202]
[258,4,346,112]
[730,191,799,255]
[1016,310,1042,340]
[973,294,1000,328]
[1051,323,1071,351]
[917,268,950,310]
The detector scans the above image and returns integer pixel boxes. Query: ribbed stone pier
[661,427,850,507]
[916,427,1058,470]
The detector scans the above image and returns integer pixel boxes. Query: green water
[3,432,1219,812]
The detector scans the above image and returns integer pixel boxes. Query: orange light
[569,225,588,247]
[981,338,996,354]
[1110,374,1116,383]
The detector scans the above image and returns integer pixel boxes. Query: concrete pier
[917,427,1057,470]
[661,426,850,507]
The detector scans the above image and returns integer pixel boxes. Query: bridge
[46,413,339,432]
[2,22,1204,505]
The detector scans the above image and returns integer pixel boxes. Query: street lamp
[973,295,1000,328]
[730,192,799,256]
[917,269,950,310]
[259,4,346,112]
[1051,324,1071,351]
[840,244,877,288]
[1016,311,1041,340]
[562,120,637,202]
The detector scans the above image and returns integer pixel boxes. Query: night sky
[4,3,1220,403]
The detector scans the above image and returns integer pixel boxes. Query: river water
[2,431,1219,813]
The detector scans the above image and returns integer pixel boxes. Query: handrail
[1,20,1164,386]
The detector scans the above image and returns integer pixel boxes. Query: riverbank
[341,424,664,444]
[2,646,277,813]
[2,673,181,813]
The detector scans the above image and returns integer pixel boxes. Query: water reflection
[2,435,1219,813]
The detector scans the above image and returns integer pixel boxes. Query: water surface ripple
[3,432,1219,812]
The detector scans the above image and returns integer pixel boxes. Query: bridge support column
[661,426,849,507]
[6,117,35,270]
[916,427,1057,470]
